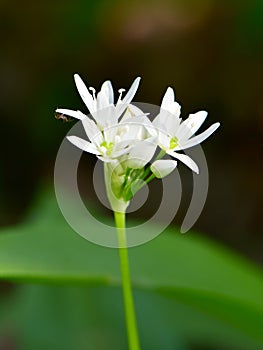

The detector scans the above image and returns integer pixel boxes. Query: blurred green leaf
[3,284,262,350]
[0,190,263,348]
[9,285,186,350]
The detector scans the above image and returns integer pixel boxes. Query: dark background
[1,0,262,261]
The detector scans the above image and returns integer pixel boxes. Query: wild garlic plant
[56,74,220,350]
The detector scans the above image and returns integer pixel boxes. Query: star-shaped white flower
[68,114,157,165]
[153,87,220,173]
[56,74,157,166]
[56,74,141,130]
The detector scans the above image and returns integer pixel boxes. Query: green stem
[114,211,140,350]
[155,149,166,161]
[144,173,156,184]
[140,149,166,181]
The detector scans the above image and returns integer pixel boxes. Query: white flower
[153,87,220,174]
[56,74,157,165]
[55,75,220,213]
[56,74,141,130]
[67,114,157,164]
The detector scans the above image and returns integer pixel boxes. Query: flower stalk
[114,211,140,350]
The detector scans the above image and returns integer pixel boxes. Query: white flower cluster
[56,75,220,212]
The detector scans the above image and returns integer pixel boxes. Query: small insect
[54,112,73,123]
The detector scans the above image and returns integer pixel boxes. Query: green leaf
[0,189,263,348]
[8,285,187,350]
[2,284,262,350]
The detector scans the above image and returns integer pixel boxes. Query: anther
[89,87,96,100]
[118,88,126,102]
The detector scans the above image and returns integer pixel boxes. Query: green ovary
[100,141,114,156]
[169,136,178,149]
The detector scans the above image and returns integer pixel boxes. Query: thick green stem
[114,211,140,350]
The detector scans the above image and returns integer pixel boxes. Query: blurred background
[0,0,263,348]
[1,0,262,259]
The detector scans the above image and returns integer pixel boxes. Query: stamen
[118,88,126,102]
[89,87,96,100]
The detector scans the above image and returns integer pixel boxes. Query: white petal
[181,122,220,150]
[120,104,145,121]
[150,159,177,178]
[167,101,181,117]
[160,87,181,119]
[116,123,143,142]
[157,129,170,150]
[74,74,95,113]
[167,151,199,174]
[97,80,115,110]
[101,80,114,104]
[187,111,208,134]
[127,139,157,169]
[122,115,152,126]
[96,89,110,110]
[82,117,103,145]
[112,145,133,158]
[67,136,100,155]
[92,106,118,130]
[56,108,86,120]
[123,115,156,137]
[92,132,105,148]
[161,87,175,110]
[152,115,167,133]
[153,110,181,136]
[103,123,119,143]
[176,120,193,143]
[116,77,141,117]
[114,139,134,152]
[177,111,208,141]
[122,77,141,105]
[116,116,153,142]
